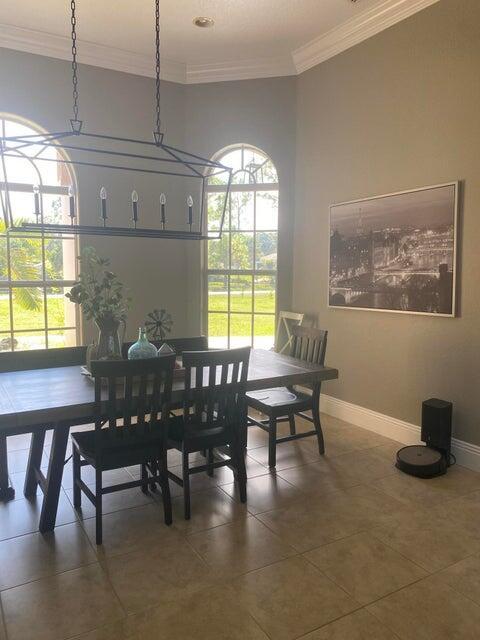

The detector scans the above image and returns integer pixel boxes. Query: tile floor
[1,415,480,639]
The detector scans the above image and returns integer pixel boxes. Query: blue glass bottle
[127,327,158,359]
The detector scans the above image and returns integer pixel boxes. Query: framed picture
[328,182,458,317]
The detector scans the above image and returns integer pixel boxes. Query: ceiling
[0,0,440,83]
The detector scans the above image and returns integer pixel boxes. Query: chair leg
[234,443,247,503]
[158,450,172,526]
[268,416,277,468]
[207,448,214,477]
[288,414,296,436]
[0,434,14,501]
[312,404,325,455]
[182,449,191,520]
[95,468,103,545]
[72,447,81,509]
[140,463,149,494]
[149,460,158,492]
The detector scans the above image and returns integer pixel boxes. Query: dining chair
[247,325,328,468]
[71,354,175,544]
[0,346,87,501]
[274,310,304,354]
[167,346,251,519]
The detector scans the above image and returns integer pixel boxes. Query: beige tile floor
[2,414,480,639]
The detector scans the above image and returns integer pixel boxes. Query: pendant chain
[155,0,162,136]
[70,0,80,124]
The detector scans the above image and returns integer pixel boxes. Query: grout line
[95,560,129,619]
[363,606,404,640]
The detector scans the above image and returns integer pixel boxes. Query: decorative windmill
[145,308,173,341]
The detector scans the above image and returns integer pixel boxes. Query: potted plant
[66,247,130,362]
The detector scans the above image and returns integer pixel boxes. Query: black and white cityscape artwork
[329,183,457,316]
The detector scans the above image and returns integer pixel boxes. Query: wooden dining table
[0,348,338,532]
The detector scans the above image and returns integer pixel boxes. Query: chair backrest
[290,325,328,366]
[275,311,304,354]
[90,355,176,449]
[0,346,87,373]
[182,347,251,440]
[121,336,208,359]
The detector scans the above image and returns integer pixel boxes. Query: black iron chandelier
[0,0,231,240]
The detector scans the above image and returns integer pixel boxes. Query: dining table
[0,348,338,532]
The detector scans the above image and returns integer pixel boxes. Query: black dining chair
[167,346,251,519]
[247,325,328,468]
[71,355,175,544]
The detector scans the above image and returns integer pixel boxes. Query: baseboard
[320,394,480,473]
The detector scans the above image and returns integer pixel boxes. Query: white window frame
[203,144,279,348]
[0,114,80,351]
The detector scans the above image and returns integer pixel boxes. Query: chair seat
[167,415,228,450]
[246,387,313,415]
[71,427,165,471]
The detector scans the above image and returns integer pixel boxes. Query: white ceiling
[0,0,440,83]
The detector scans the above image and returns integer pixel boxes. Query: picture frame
[328,182,459,317]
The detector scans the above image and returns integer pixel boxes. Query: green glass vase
[127,327,158,360]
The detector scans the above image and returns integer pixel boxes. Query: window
[0,115,78,351]
[205,145,278,349]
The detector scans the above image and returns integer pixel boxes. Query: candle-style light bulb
[187,195,193,229]
[100,187,107,226]
[160,193,166,228]
[33,184,40,219]
[68,185,75,223]
[131,190,139,227]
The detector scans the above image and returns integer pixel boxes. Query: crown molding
[0,23,294,84]
[0,24,186,83]
[186,57,296,85]
[0,1,442,84]
[293,0,441,73]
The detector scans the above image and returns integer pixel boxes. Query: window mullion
[252,187,257,346]
[228,192,232,349]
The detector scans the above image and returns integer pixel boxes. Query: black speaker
[421,398,452,463]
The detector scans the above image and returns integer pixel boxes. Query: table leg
[39,424,69,533]
[0,434,15,502]
[24,428,47,498]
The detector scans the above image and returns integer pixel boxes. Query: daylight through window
[205,145,278,349]
[0,115,78,351]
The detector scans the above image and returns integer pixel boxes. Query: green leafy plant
[65,246,130,324]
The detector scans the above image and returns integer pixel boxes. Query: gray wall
[0,48,188,343]
[293,0,480,444]
[184,77,297,335]
[0,49,295,344]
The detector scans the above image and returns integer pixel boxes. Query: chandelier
[0,0,231,240]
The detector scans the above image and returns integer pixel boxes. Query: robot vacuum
[396,445,447,478]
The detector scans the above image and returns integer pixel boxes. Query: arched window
[0,115,78,351]
[205,144,278,348]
